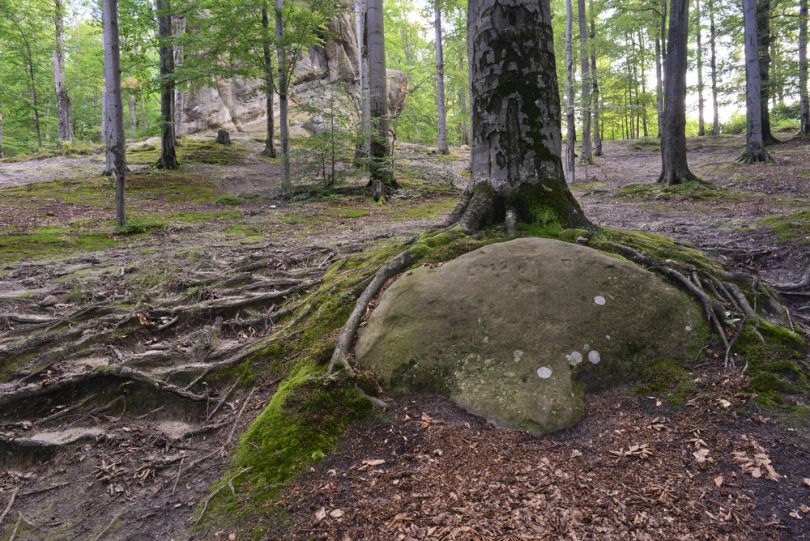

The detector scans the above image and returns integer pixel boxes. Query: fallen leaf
[714,475,724,488]
[801,505,810,513]
[789,510,801,520]
[803,478,810,488]
[363,459,386,467]
[329,509,344,519]
[314,507,326,523]
[719,399,732,409]
[693,448,710,464]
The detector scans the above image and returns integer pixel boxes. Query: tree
[695,0,705,136]
[275,0,291,193]
[590,0,602,156]
[800,0,809,136]
[658,0,698,185]
[156,0,179,169]
[434,0,449,154]
[449,0,588,233]
[367,0,396,200]
[53,0,73,147]
[354,0,371,161]
[578,0,592,163]
[708,0,720,134]
[756,0,778,144]
[261,1,276,158]
[102,0,127,227]
[565,0,576,181]
[739,0,770,162]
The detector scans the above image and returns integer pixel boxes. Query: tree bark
[354,0,371,163]
[275,0,291,193]
[102,0,127,227]
[589,0,602,156]
[801,0,809,136]
[367,0,396,200]
[565,0,576,181]
[156,0,178,169]
[638,31,649,138]
[172,14,185,140]
[756,0,778,144]
[655,36,664,138]
[0,111,4,158]
[434,1,449,154]
[709,0,720,135]
[53,0,73,147]
[740,0,770,162]
[261,3,276,158]
[659,0,698,184]
[460,51,470,146]
[695,0,706,136]
[577,0,592,162]
[128,93,137,135]
[451,0,588,233]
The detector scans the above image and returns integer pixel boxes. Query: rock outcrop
[356,238,708,435]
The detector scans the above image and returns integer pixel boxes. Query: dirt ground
[0,129,808,540]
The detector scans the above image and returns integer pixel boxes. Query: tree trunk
[655,36,664,138]
[261,3,276,158]
[460,51,470,146]
[577,0,592,163]
[354,0,371,163]
[756,0,777,144]
[0,112,4,158]
[740,0,770,162]
[638,31,649,138]
[565,0,576,181]
[695,0,706,136]
[156,0,178,169]
[589,0,602,156]
[709,0,720,134]
[102,0,127,227]
[799,0,810,137]
[367,0,396,200]
[451,0,588,233]
[275,0,291,193]
[434,2,449,154]
[53,0,73,147]
[172,14,185,140]
[128,93,137,135]
[659,0,698,184]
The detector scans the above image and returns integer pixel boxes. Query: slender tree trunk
[156,0,178,169]
[53,0,73,147]
[367,0,395,200]
[695,0,706,135]
[102,0,127,227]
[275,0,291,193]
[756,0,777,144]
[261,3,276,158]
[460,51,470,146]
[450,0,588,233]
[589,0,602,156]
[21,37,43,149]
[740,0,770,162]
[172,14,185,140]
[709,0,720,134]
[655,36,664,137]
[354,0,371,163]
[565,0,576,181]
[577,0,592,162]
[128,93,137,135]
[801,0,809,135]
[0,112,4,158]
[639,31,649,138]
[659,0,698,184]
[434,1,449,154]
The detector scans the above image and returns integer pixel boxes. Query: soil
[0,128,808,540]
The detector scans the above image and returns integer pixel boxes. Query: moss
[616,182,741,202]
[214,195,243,206]
[760,209,810,243]
[633,360,695,405]
[0,226,116,262]
[116,218,166,235]
[334,208,370,219]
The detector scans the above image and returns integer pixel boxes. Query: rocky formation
[356,238,708,435]
[179,10,408,136]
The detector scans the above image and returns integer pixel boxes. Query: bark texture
[659,0,698,185]
[102,0,127,227]
[709,0,720,135]
[655,36,664,137]
[800,0,809,136]
[172,14,186,139]
[565,0,576,181]
[53,0,73,147]
[695,0,705,136]
[367,0,396,200]
[157,0,179,170]
[453,0,588,232]
[275,0,291,193]
[261,3,276,158]
[589,0,602,156]
[434,1,449,154]
[354,0,371,163]
[740,0,770,162]
[756,0,777,144]
[577,0,592,163]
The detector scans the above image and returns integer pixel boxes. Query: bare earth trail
[0,132,808,540]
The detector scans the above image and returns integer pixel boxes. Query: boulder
[356,238,707,435]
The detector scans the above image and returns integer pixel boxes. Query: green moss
[214,195,243,206]
[760,209,810,243]
[116,218,167,235]
[633,360,695,405]
[0,226,116,262]
[334,208,370,219]
[616,182,740,202]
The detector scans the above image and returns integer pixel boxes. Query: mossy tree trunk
[367,0,397,200]
[156,0,179,170]
[451,0,588,233]
[275,0,291,194]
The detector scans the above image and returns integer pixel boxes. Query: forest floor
[0,128,808,540]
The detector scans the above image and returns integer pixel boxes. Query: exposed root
[736,150,774,164]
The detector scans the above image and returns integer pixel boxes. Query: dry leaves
[610,443,652,460]
[732,439,780,481]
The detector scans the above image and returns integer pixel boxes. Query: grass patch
[0,226,116,262]
[760,209,810,243]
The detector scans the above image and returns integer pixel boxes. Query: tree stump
[216,129,231,145]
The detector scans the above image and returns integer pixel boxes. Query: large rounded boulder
[356,238,707,435]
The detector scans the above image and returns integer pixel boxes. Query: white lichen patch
[594,295,606,305]
[537,366,553,379]
[685,325,692,332]
[588,350,601,364]
[565,351,583,366]
[513,349,524,362]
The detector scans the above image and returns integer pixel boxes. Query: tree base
[736,150,773,164]
[656,171,703,186]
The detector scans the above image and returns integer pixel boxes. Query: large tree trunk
[172,14,185,140]
[577,0,592,163]
[275,0,291,193]
[367,0,396,200]
[102,0,127,227]
[659,0,698,184]
[451,0,588,233]
[261,3,276,158]
[709,0,720,135]
[589,0,602,156]
[354,0,371,162]
[801,0,809,136]
[756,0,778,144]
[740,0,770,162]
[564,0,576,182]
[53,0,73,147]
[695,0,706,136]
[434,1,449,154]
[156,0,178,169]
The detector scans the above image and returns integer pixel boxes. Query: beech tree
[695,0,705,136]
[367,0,396,200]
[434,0,449,154]
[565,0,576,180]
[739,0,770,162]
[156,0,178,169]
[708,0,719,135]
[102,0,127,227]
[261,1,276,158]
[275,0,291,193]
[449,0,588,233]
[756,0,778,144]
[800,0,809,136]
[53,0,72,147]
[590,0,602,156]
[578,0,592,163]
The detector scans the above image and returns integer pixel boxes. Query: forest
[0,0,809,539]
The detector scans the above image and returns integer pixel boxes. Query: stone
[356,238,707,435]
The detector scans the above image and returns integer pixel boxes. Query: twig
[725,316,747,368]
[34,393,97,426]
[190,467,252,526]
[20,481,72,497]
[171,457,184,495]
[0,487,19,530]
[92,511,125,541]
[206,378,240,421]
[223,389,256,453]
[8,512,22,541]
